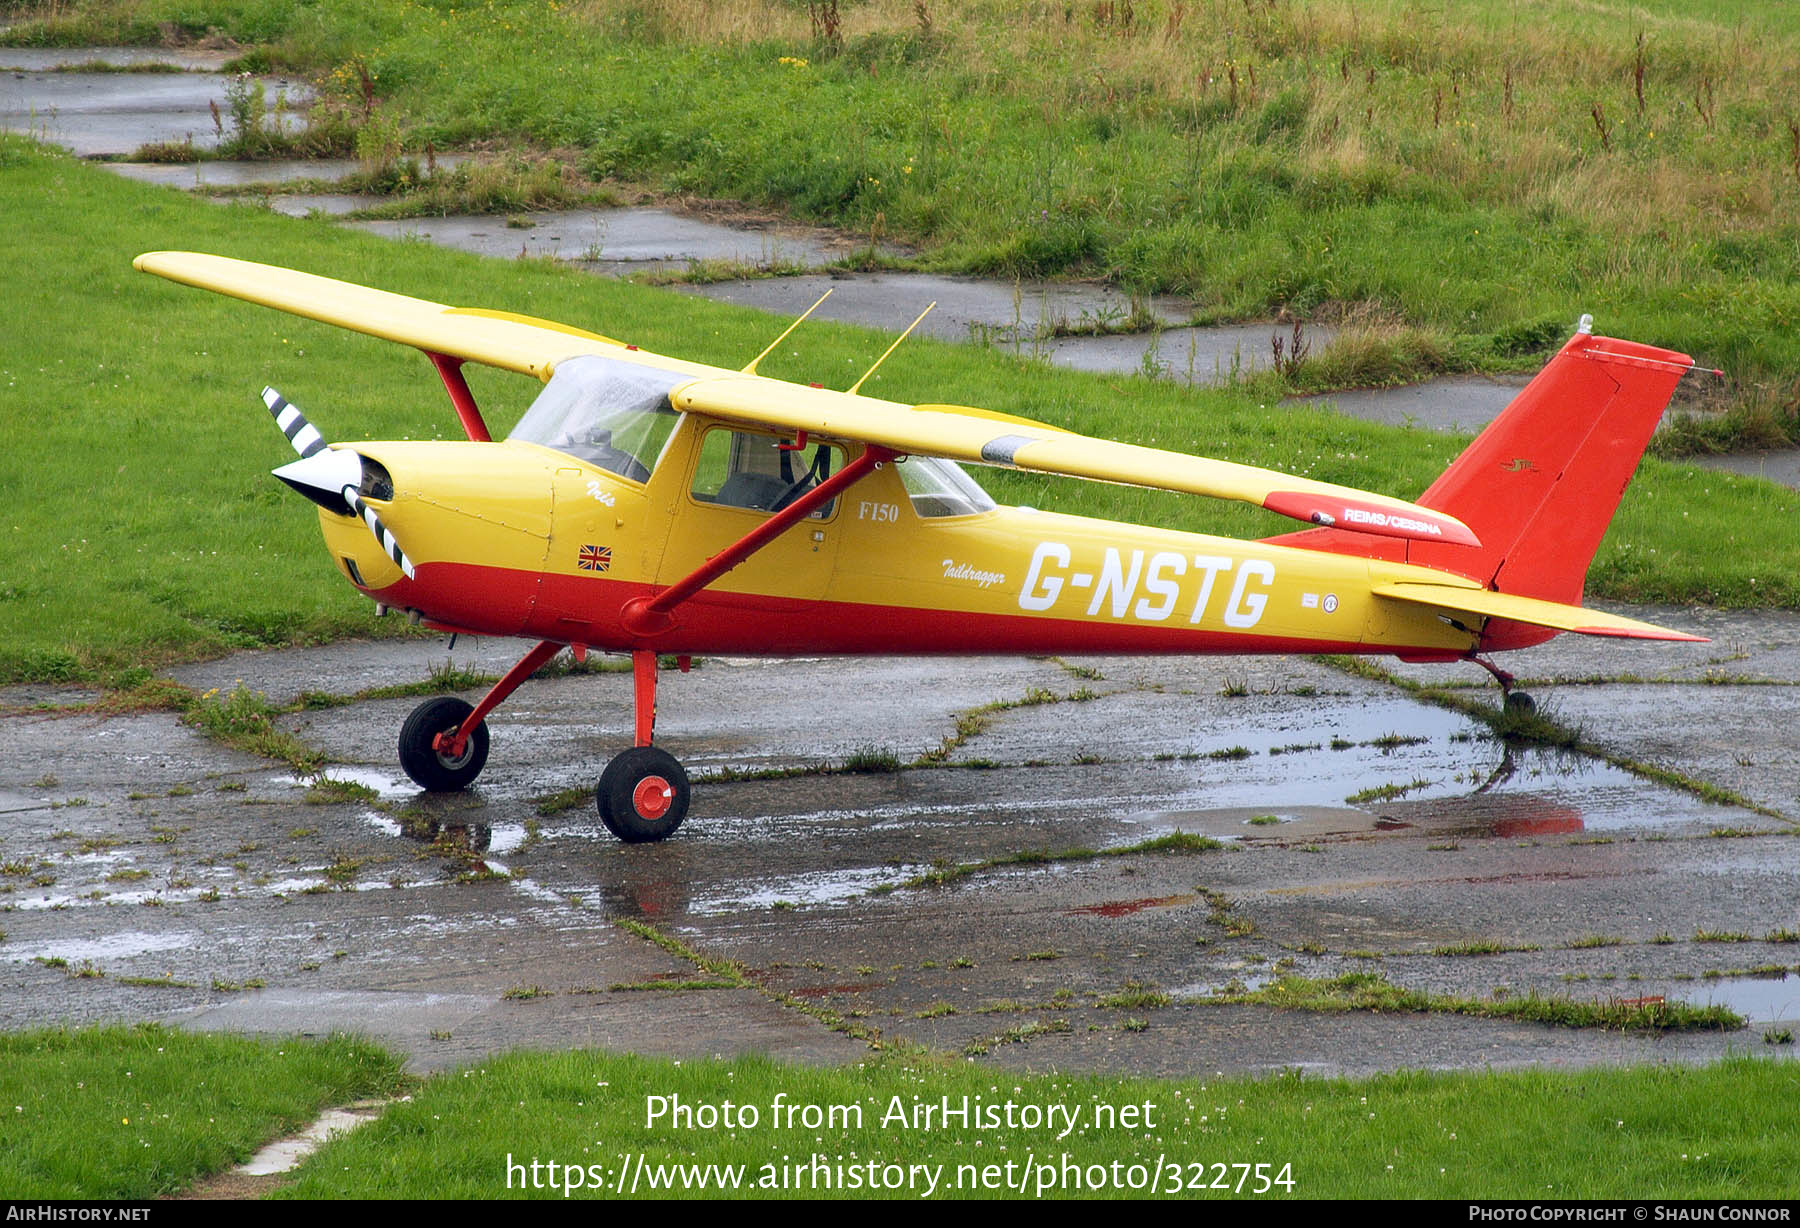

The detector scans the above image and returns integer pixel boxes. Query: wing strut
[427,351,492,442]
[621,445,898,636]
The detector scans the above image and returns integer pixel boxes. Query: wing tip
[1263,490,1480,548]
[1574,625,1709,643]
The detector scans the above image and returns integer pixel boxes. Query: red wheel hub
[633,775,673,819]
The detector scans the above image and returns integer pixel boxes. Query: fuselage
[313,423,1480,663]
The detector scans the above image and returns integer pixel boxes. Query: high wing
[136,250,1477,546]
[1372,580,1704,642]
[671,378,1477,546]
[133,250,623,378]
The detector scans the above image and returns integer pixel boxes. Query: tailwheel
[597,746,690,843]
[398,696,490,791]
[1470,654,1535,718]
[1503,690,1537,716]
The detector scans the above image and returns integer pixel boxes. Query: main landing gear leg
[397,640,562,790]
[1470,654,1535,716]
[596,650,690,843]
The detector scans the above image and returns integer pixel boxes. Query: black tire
[596,746,690,843]
[398,696,490,791]
[1503,691,1537,717]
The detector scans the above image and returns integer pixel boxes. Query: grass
[887,831,1222,892]
[264,1049,1799,1198]
[3,130,1800,687]
[7,1025,1798,1198]
[10,0,1800,434]
[1218,972,1742,1034]
[0,1023,404,1198]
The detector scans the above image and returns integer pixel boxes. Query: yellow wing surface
[136,250,1477,546]
[1373,581,1704,642]
[133,251,622,378]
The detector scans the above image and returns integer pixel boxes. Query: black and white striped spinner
[262,386,327,458]
[344,486,416,580]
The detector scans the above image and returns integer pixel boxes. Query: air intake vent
[360,457,395,502]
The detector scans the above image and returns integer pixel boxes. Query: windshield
[896,455,996,518]
[509,354,685,482]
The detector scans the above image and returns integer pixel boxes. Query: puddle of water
[362,809,404,839]
[1066,893,1193,918]
[507,876,569,906]
[1170,971,1277,999]
[1672,975,1800,1024]
[687,864,929,915]
[1134,699,1740,836]
[488,824,528,855]
[281,766,415,801]
[0,930,197,964]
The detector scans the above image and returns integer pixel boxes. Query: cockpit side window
[690,429,844,519]
[896,456,997,518]
[509,354,684,482]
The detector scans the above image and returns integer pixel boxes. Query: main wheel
[398,696,490,791]
[596,746,690,843]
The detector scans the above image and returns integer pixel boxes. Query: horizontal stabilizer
[1372,582,1706,642]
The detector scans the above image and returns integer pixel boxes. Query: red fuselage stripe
[377,560,1442,658]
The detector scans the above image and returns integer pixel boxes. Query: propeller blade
[346,487,417,580]
[262,386,327,458]
[262,388,416,581]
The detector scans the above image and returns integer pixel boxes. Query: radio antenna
[848,302,936,395]
[742,288,834,375]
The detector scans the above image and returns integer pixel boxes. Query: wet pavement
[0,52,307,157]
[2,608,1797,1076]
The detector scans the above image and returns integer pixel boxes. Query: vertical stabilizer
[1269,330,1691,611]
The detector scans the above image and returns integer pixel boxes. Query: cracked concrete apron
[2,606,1796,1076]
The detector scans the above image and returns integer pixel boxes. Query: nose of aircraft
[262,387,416,579]
[272,447,361,515]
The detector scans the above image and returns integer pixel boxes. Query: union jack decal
[578,544,612,573]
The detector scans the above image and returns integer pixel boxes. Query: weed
[841,745,901,774]
[184,686,322,772]
[1219,972,1740,1033]
[1345,778,1433,805]
[1095,981,1171,1010]
[1432,941,1541,957]
[304,777,379,806]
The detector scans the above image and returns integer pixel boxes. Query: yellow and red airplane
[136,251,1704,842]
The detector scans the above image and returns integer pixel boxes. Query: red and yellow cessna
[136,251,1703,842]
